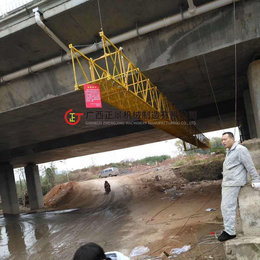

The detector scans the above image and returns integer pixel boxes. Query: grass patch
[174,160,186,167]
[186,155,203,165]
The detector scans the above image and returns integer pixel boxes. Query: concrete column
[248,60,260,138]
[239,116,250,141]
[24,164,44,210]
[0,163,19,215]
[243,90,257,139]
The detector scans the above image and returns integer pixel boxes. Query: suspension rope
[233,0,238,140]
[97,0,103,31]
[195,16,224,130]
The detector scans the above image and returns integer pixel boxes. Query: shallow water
[0,185,132,260]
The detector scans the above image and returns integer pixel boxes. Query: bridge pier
[239,118,250,142]
[243,90,257,139]
[0,163,19,216]
[248,60,260,138]
[24,164,44,210]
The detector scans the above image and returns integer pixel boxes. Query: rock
[155,175,161,181]
[160,251,169,260]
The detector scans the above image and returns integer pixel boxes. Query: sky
[0,0,34,16]
[33,126,239,175]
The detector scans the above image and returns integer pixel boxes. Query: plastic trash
[170,245,191,255]
[129,246,150,258]
[206,208,216,211]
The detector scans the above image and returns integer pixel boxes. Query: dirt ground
[40,166,226,260]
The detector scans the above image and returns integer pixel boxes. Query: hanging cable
[195,16,224,130]
[97,0,103,31]
[233,0,238,140]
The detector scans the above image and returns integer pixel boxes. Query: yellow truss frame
[69,32,210,149]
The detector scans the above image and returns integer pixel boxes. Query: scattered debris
[199,234,220,245]
[161,197,175,201]
[170,245,191,255]
[129,246,150,258]
[159,251,170,259]
[155,175,162,181]
[162,188,184,200]
[163,251,169,257]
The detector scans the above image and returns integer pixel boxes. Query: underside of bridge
[1,0,260,214]
[1,0,260,167]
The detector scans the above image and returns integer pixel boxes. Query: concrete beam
[24,164,44,210]
[185,97,245,119]
[1,0,260,112]
[0,0,88,38]
[0,163,19,215]
[225,237,260,260]
[123,0,260,71]
[0,124,154,164]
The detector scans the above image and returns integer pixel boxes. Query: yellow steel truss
[69,32,210,149]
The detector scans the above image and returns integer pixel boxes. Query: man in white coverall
[218,132,260,242]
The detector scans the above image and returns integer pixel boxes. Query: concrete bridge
[1,0,260,215]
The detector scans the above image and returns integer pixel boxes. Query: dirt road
[0,167,226,259]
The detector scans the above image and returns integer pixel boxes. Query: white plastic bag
[129,246,150,258]
[170,245,191,255]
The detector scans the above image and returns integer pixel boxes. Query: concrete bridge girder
[1,0,260,109]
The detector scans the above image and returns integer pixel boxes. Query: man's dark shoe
[218,231,236,242]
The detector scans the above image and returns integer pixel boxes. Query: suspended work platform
[69,32,210,149]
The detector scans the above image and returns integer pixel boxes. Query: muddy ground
[0,165,226,260]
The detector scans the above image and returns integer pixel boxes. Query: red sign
[84,84,102,108]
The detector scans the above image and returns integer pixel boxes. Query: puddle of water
[0,202,129,259]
